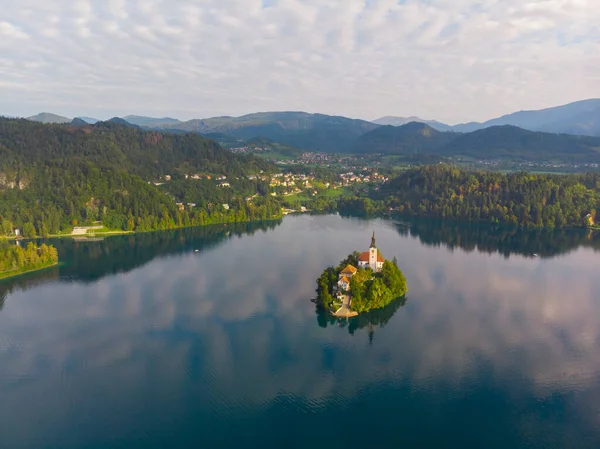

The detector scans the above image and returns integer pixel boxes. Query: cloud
[1,0,599,122]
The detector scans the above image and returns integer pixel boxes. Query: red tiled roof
[340,264,358,274]
[358,251,384,262]
[339,276,350,283]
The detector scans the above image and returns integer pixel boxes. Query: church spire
[370,231,376,248]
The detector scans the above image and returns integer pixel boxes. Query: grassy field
[283,187,351,204]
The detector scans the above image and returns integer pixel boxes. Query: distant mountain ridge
[123,115,181,127]
[76,116,99,124]
[452,99,600,136]
[154,111,379,153]
[26,112,71,124]
[355,121,600,162]
[372,116,452,131]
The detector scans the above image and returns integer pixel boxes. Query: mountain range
[355,122,600,162]
[18,98,600,161]
[374,98,600,136]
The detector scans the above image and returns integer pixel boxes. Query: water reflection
[1,215,600,448]
[316,296,408,344]
[394,215,600,259]
[0,267,60,309]
[47,219,281,282]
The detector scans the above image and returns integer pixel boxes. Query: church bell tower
[369,231,377,271]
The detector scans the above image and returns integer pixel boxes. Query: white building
[357,232,384,272]
[337,275,350,291]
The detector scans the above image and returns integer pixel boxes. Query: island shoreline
[0,262,60,282]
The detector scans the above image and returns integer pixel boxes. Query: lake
[1,214,600,448]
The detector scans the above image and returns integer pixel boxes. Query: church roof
[340,265,357,275]
[358,251,384,263]
[339,275,350,283]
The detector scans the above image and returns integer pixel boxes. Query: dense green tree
[365,164,600,229]
[0,241,59,279]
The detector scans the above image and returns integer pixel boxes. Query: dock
[331,294,358,317]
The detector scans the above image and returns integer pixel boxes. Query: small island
[0,242,59,280]
[315,232,407,316]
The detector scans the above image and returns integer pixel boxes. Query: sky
[1,0,599,124]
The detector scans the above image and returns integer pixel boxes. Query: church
[358,231,384,272]
[336,231,385,294]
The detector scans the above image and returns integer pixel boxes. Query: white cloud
[0,21,28,39]
[0,0,599,123]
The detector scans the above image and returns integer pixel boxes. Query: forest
[0,241,59,280]
[0,118,282,236]
[340,165,600,229]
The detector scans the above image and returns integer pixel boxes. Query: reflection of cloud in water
[1,215,600,445]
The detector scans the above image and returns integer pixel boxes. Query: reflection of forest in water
[0,220,281,309]
[48,219,282,282]
[389,215,600,259]
[0,266,60,310]
[317,296,408,343]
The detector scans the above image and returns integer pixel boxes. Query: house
[358,232,384,272]
[337,275,350,291]
[339,264,357,279]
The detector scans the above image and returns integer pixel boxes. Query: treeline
[340,165,600,229]
[0,241,58,279]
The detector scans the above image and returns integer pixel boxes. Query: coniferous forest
[340,165,600,229]
[0,118,280,237]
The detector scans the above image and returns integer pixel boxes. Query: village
[149,169,389,209]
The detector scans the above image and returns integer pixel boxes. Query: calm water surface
[1,215,600,448]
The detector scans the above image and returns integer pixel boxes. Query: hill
[372,116,452,131]
[439,125,600,161]
[26,112,71,124]
[159,111,379,153]
[123,115,182,128]
[374,164,600,228]
[452,99,600,136]
[351,122,600,162]
[354,122,456,155]
[243,137,304,159]
[0,118,279,236]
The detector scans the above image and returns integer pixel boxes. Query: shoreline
[0,216,284,242]
[0,262,60,282]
